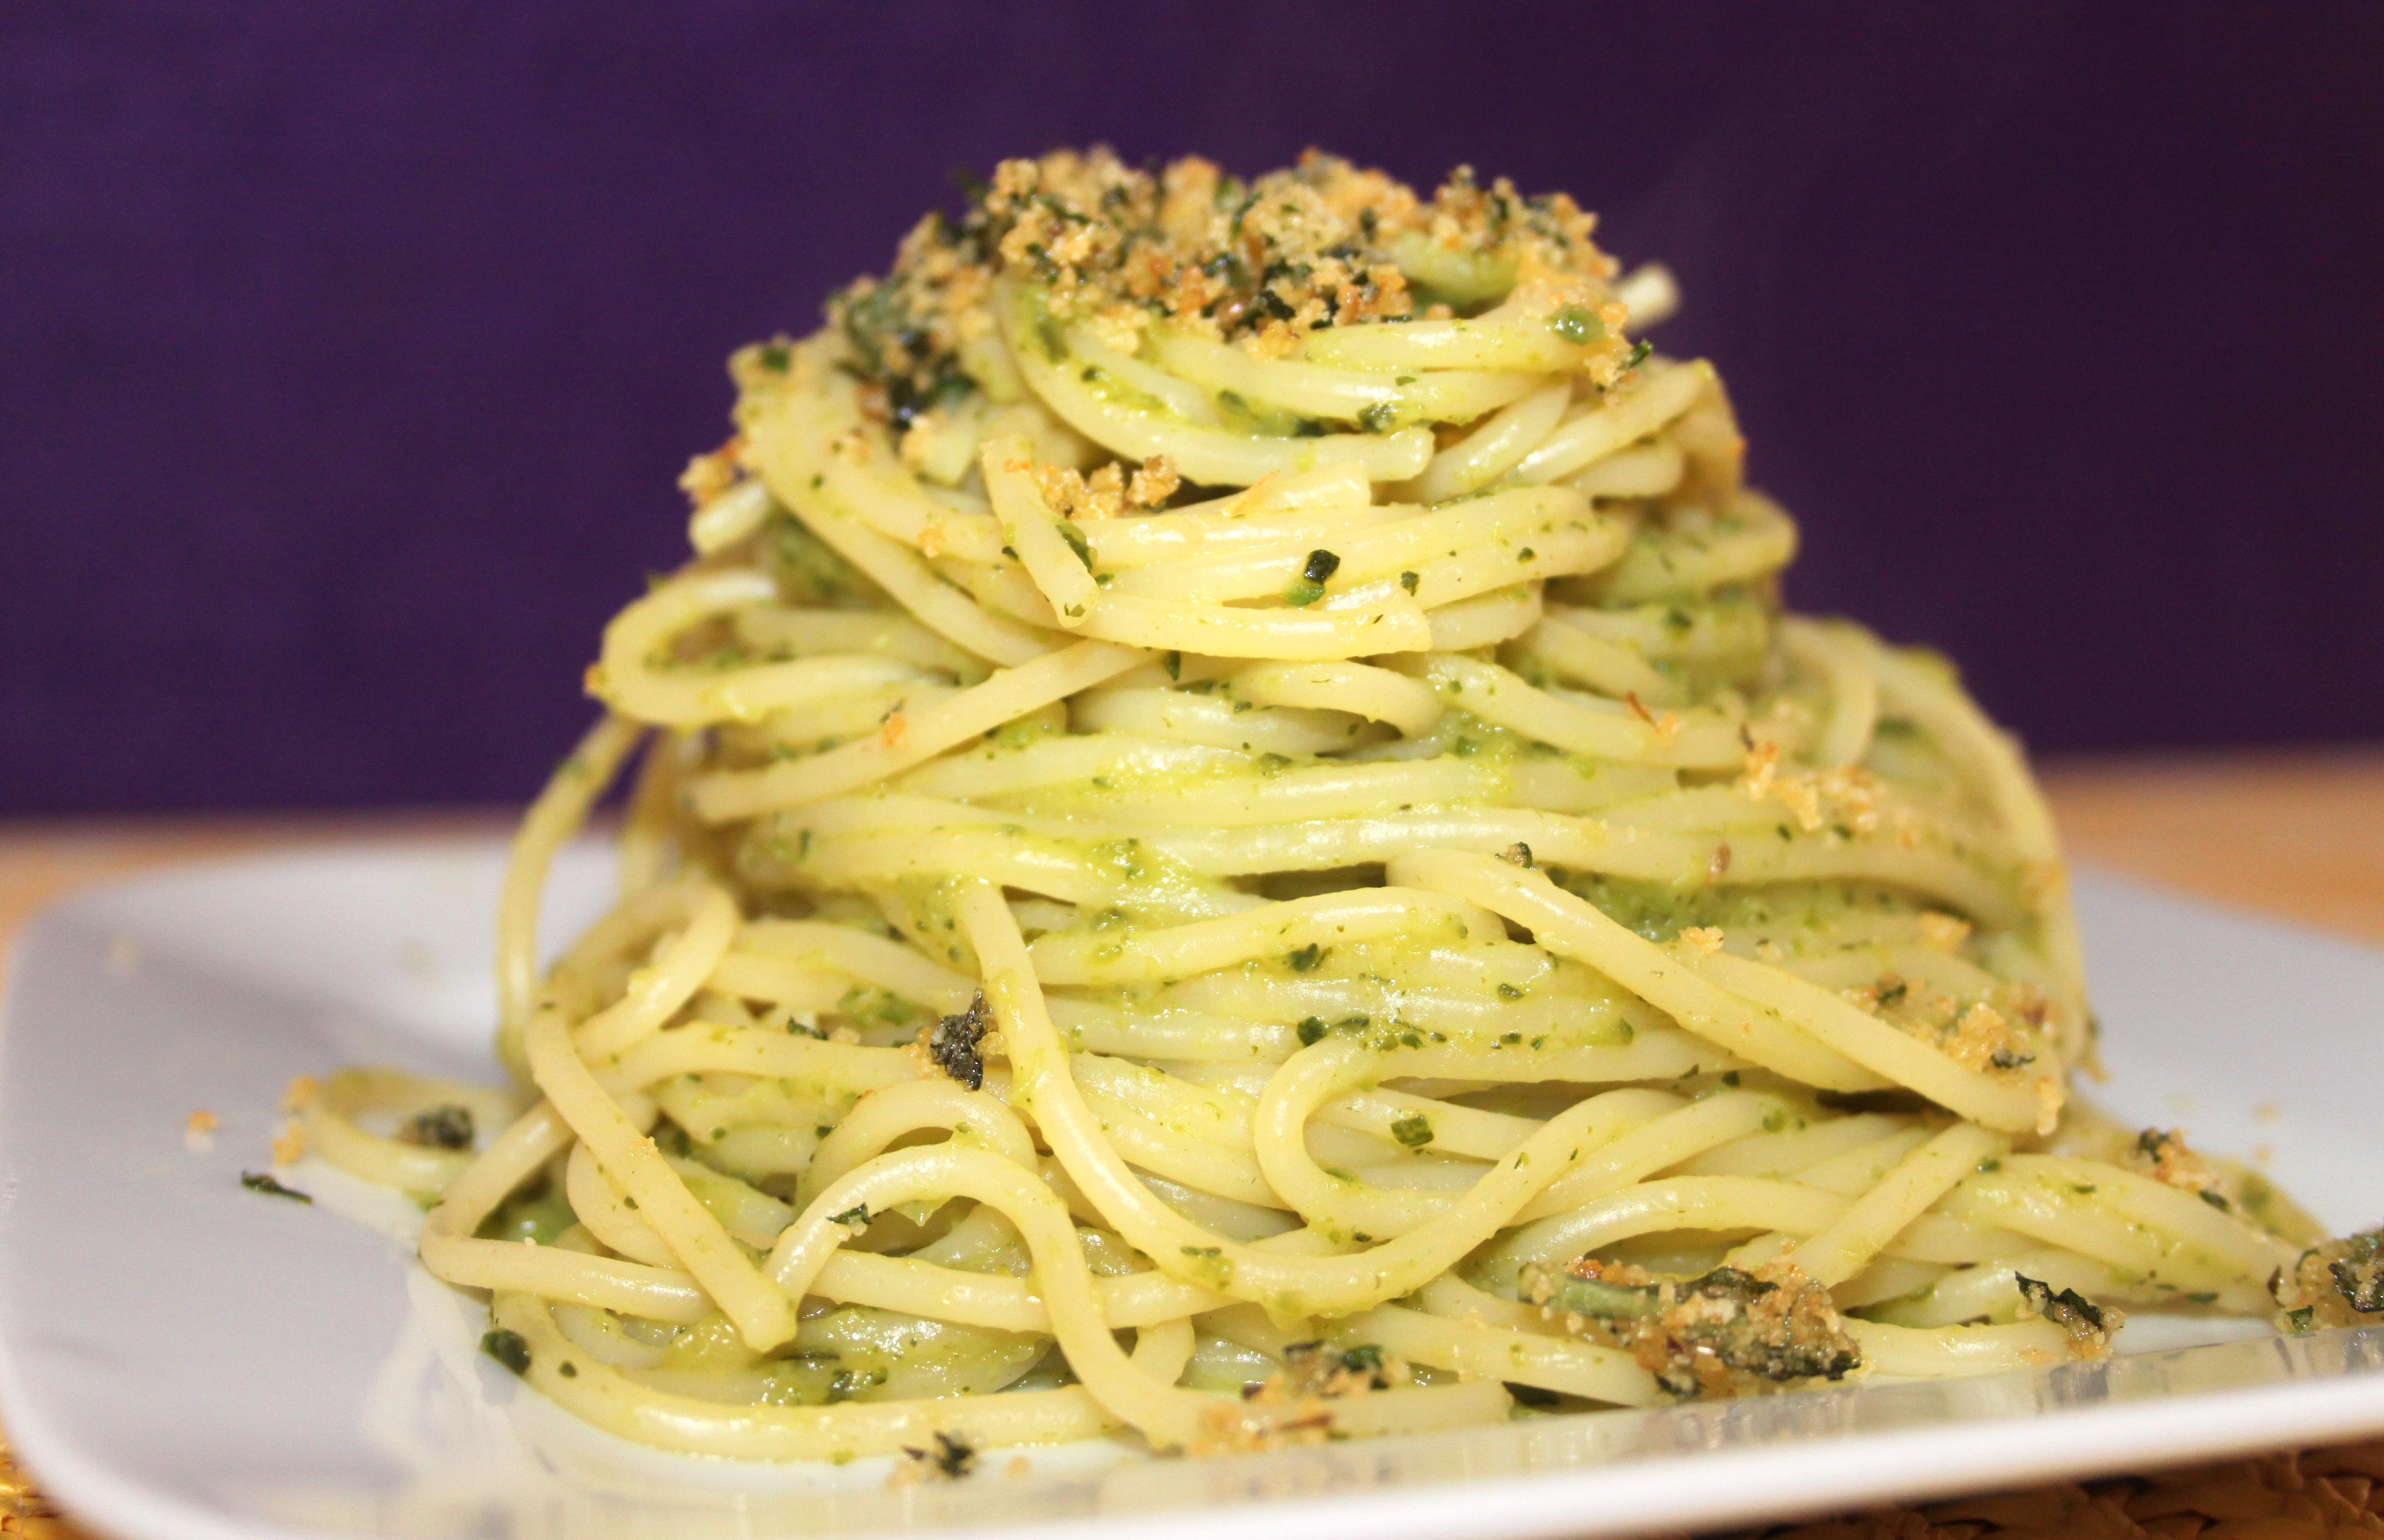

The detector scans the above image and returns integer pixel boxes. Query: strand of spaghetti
[614,729,685,896]
[1477,1175,1856,1284]
[1002,284,1436,487]
[1070,588,1435,660]
[1385,848,1887,1089]
[1682,951,2049,1133]
[563,1141,677,1265]
[1508,361,1710,485]
[1059,758,1496,830]
[1108,486,1596,602]
[1400,652,1747,768]
[1842,1318,2079,1378]
[588,568,778,724]
[300,1069,517,1196]
[1230,660,1447,736]
[495,714,643,1074]
[492,1291,1119,1461]
[524,1006,801,1350]
[687,639,1149,820]
[964,876,1749,1318]
[1514,609,1677,704]
[571,881,739,1058]
[1330,1302,1659,1406]
[980,433,1098,623]
[810,1251,1232,1333]
[604,1025,923,1100]
[415,1097,715,1323]
[803,1079,1039,1203]
[1861,630,2085,1008]
[1781,617,1880,770]
[1418,582,1545,650]
[1407,379,1574,502]
[732,919,979,1008]
[761,1142,1227,1448]
[1025,887,1494,984]
[1601,491,1799,603]
[1297,289,1607,373]
[744,416,1058,667]
[1148,327,1539,426]
[1779,1121,2009,1287]
[1935,1155,2294,1291]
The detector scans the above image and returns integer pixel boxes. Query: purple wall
[6,3,2382,813]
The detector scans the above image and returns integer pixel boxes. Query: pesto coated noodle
[301,149,2384,1466]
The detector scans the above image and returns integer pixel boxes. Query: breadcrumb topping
[827,148,1630,434]
[1527,1257,1861,1400]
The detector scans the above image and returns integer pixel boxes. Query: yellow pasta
[307,147,2375,1469]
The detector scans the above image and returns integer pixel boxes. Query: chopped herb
[1338,1343,1386,1376]
[2330,1230,2384,1312]
[398,1103,475,1151]
[1303,549,1341,583]
[1496,982,1522,999]
[1163,650,1182,681]
[1389,1113,1434,1148]
[2199,1189,2232,1212]
[241,1171,311,1203]
[480,1327,532,1375]
[830,1204,873,1228]
[559,1360,578,1377]
[1876,980,1908,1007]
[903,1431,977,1479]
[929,990,993,1091]
[2016,1274,2112,1342]
[758,342,791,372]
[1398,570,1420,594]
[1358,401,1397,433]
[1548,304,1604,346]
[1297,1015,1328,1047]
[1287,942,1327,972]
[1055,520,1094,570]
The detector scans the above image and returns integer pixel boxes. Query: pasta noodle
[301,148,2379,1469]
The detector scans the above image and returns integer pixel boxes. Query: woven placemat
[7,1417,2382,1540]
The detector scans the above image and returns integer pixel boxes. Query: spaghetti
[304,149,2377,1465]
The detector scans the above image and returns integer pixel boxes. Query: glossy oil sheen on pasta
[301,149,2378,1467]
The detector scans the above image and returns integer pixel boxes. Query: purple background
[7,3,2383,814]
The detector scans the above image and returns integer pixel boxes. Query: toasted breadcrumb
[270,1120,307,1167]
[828,148,1629,445]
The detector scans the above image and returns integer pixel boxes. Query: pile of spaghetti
[304,149,2378,1466]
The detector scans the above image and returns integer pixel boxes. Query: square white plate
[4,840,2383,1540]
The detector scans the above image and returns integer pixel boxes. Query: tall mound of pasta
[307,150,2367,1466]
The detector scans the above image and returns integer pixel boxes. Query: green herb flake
[1548,304,1604,346]
[480,1327,532,1375]
[241,1171,312,1204]
[1390,1113,1434,1149]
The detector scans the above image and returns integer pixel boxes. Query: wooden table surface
[5,747,2384,1538]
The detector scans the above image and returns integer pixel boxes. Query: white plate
[3,840,2383,1540]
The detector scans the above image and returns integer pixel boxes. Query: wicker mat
[6,1421,2383,1540]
